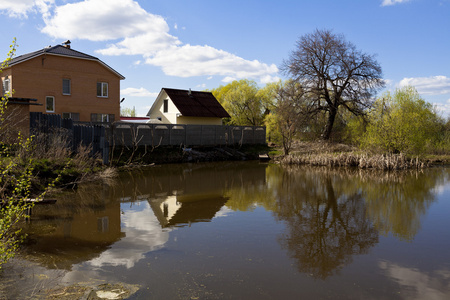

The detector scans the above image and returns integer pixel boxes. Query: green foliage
[121,106,136,117]
[264,112,282,144]
[343,114,367,145]
[0,137,36,269]
[210,79,274,126]
[362,86,443,155]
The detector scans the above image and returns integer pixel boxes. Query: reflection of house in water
[149,194,229,228]
[130,162,267,228]
[22,162,267,270]
[22,190,124,270]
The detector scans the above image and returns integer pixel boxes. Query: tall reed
[281,152,428,170]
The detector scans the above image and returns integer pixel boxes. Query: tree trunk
[322,107,337,140]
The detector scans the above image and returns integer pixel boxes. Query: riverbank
[272,141,450,170]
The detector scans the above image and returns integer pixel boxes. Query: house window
[46,96,55,112]
[62,79,71,95]
[2,76,10,95]
[97,82,108,98]
[62,112,80,121]
[91,113,115,123]
[163,99,168,113]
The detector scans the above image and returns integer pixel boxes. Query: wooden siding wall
[108,123,266,147]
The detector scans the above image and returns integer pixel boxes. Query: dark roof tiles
[164,88,230,118]
[8,45,124,79]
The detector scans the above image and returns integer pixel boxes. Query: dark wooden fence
[30,112,109,164]
[30,113,267,164]
[108,123,266,147]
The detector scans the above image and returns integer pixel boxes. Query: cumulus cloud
[381,0,412,6]
[399,76,450,95]
[37,0,278,83]
[121,87,158,98]
[144,44,279,80]
[0,0,53,18]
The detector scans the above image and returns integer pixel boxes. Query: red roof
[164,88,230,118]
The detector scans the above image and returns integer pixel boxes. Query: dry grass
[281,152,429,170]
[278,141,430,170]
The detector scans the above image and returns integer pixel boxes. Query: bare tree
[282,29,384,140]
[275,80,308,155]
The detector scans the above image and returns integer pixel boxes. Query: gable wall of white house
[148,90,223,125]
[148,90,179,123]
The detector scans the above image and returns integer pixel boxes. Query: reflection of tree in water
[274,167,378,279]
[268,166,444,279]
[361,169,444,241]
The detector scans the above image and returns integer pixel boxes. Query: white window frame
[46,96,55,112]
[97,82,108,98]
[3,77,10,95]
[62,78,71,95]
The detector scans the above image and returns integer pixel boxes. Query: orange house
[1,41,125,122]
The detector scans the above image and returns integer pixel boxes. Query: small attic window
[163,99,168,113]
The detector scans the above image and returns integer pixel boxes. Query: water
[1,162,450,299]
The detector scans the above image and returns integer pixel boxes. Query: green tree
[0,38,35,268]
[281,29,385,140]
[362,86,442,154]
[120,106,136,117]
[211,79,268,126]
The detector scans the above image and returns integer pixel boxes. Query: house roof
[7,45,125,80]
[163,88,230,118]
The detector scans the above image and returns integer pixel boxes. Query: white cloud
[381,0,412,6]
[0,0,53,18]
[433,98,450,118]
[379,260,450,299]
[144,44,278,81]
[121,87,157,98]
[38,0,278,83]
[42,0,171,43]
[399,76,450,95]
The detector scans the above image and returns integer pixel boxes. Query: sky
[1,0,449,118]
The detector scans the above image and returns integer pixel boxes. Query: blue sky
[1,0,449,117]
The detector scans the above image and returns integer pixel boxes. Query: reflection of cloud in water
[214,206,233,218]
[379,260,450,300]
[433,182,450,196]
[87,201,170,269]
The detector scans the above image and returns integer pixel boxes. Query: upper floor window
[46,96,55,112]
[163,99,168,113]
[2,76,10,95]
[63,79,71,95]
[97,82,108,98]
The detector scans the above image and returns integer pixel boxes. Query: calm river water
[1,162,450,299]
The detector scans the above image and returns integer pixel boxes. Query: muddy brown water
[1,162,450,299]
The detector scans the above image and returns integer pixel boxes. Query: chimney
[188,88,192,96]
[62,40,71,49]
